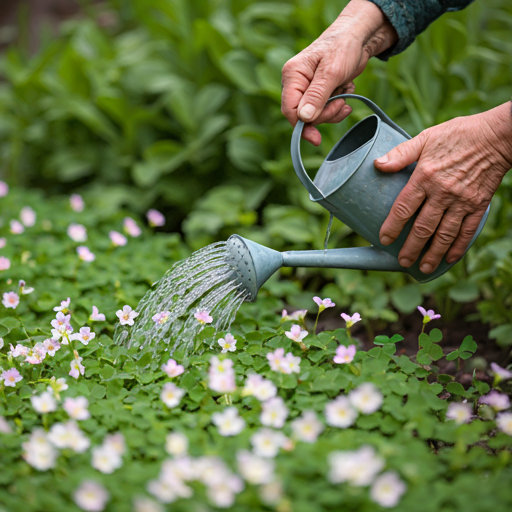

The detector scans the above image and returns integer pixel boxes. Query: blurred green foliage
[1,0,512,342]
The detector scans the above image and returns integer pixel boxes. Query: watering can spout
[226,235,401,302]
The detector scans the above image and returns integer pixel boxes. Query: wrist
[335,0,398,57]
[481,102,512,171]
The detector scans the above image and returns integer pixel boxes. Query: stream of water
[114,242,251,355]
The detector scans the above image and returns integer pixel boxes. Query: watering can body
[291,94,489,283]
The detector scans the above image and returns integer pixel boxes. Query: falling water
[324,212,334,253]
[114,242,251,355]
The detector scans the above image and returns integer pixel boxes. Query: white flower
[70,327,96,346]
[90,306,106,321]
[370,471,407,508]
[160,382,185,408]
[73,480,109,512]
[147,475,191,504]
[22,428,58,471]
[43,338,61,357]
[48,421,90,452]
[10,219,24,234]
[54,297,71,312]
[259,481,284,506]
[133,497,164,512]
[218,333,237,353]
[479,391,510,411]
[68,223,87,242]
[103,432,126,455]
[325,396,358,428]
[348,383,383,415]
[496,412,512,436]
[242,373,277,402]
[0,416,12,434]
[31,391,57,414]
[69,357,85,379]
[116,305,139,326]
[446,402,472,424]
[209,356,234,375]
[165,432,188,457]
[209,373,237,393]
[20,206,36,227]
[261,396,289,428]
[285,324,308,343]
[63,396,90,420]
[2,291,20,309]
[266,348,301,374]
[47,376,68,396]
[206,474,244,508]
[291,410,323,443]
[70,194,85,212]
[212,407,245,436]
[92,444,123,474]
[251,428,287,458]
[328,446,385,486]
[237,450,274,485]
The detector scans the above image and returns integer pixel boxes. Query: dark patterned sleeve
[367,0,476,60]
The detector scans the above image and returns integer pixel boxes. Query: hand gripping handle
[290,94,411,201]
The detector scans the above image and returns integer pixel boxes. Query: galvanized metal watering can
[227,94,489,302]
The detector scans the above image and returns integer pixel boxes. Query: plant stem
[313,311,320,335]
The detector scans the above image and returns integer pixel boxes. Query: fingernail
[299,103,317,121]
[446,256,456,264]
[399,258,412,267]
[380,235,392,246]
[376,155,389,164]
[420,263,433,274]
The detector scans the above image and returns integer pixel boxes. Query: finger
[297,60,344,124]
[302,125,322,146]
[418,209,465,274]
[379,180,426,246]
[281,57,314,127]
[311,98,346,125]
[374,131,427,173]
[397,202,446,267]
[446,209,487,264]
[311,81,356,125]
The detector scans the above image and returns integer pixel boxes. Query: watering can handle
[291,94,411,201]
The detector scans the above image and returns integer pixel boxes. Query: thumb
[297,61,342,123]
[374,134,425,173]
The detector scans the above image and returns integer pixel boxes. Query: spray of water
[114,242,251,355]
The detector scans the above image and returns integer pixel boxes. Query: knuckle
[393,202,413,221]
[459,225,476,240]
[436,230,456,245]
[411,222,434,240]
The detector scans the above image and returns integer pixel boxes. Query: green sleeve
[367,0,476,60]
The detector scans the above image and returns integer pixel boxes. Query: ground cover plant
[1,185,512,512]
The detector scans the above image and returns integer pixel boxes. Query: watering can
[226,94,489,302]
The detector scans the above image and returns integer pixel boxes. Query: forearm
[481,102,512,173]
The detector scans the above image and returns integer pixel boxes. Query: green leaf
[429,328,443,343]
[397,355,419,374]
[0,317,20,332]
[390,284,422,313]
[459,335,477,354]
[448,280,480,302]
[446,350,459,361]
[446,382,466,396]
[90,384,107,399]
[489,324,512,347]
[237,353,254,366]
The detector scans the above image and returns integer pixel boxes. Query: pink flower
[285,324,308,343]
[9,343,29,357]
[90,306,106,322]
[340,312,361,329]
[2,292,19,309]
[1,368,22,387]
[333,344,357,364]
[0,256,10,271]
[69,357,85,379]
[109,231,127,247]
[152,311,171,325]
[147,209,165,227]
[67,223,87,242]
[77,246,95,262]
[161,359,184,378]
[20,206,36,227]
[116,305,139,326]
[25,343,47,364]
[63,397,90,420]
[490,362,512,382]
[43,338,61,357]
[73,480,109,512]
[267,348,286,372]
[282,352,301,374]
[479,391,510,411]
[194,310,213,324]
[18,280,34,295]
[51,312,71,330]
[123,217,141,237]
[70,194,84,212]
[70,327,96,346]
[0,237,6,249]
[313,296,335,312]
[10,220,24,234]
[446,402,472,424]
[281,309,307,322]
[417,306,441,324]
[54,297,71,312]
[0,180,8,197]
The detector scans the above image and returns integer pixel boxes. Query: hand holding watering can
[281,0,512,276]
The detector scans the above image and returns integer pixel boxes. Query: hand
[281,0,397,146]
[375,102,512,274]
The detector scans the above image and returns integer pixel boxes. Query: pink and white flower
[282,352,301,374]
[237,450,274,485]
[48,421,90,452]
[124,217,141,237]
[70,327,96,346]
[218,333,237,353]
[47,376,68,398]
[18,280,34,295]
[340,312,361,329]
[333,344,356,364]
[90,306,106,321]
[70,194,85,212]
[0,256,10,271]
[91,444,123,474]
[68,223,87,242]
[20,206,36,227]
[165,432,188,457]
[73,480,109,512]
[266,348,286,373]
[77,246,95,262]
[54,297,71,312]
[104,432,126,456]
[285,324,308,343]
[69,357,85,379]
[152,311,171,325]
[22,428,57,471]
[417,306,441,324]
[446,402,472,424]
[25,342,47,365]
[328,446,385,486]
[281,309,307,322]
[9,343,29,358]
[64,396,90,420]
[251,428,287,458]
[209,372,237,394]
[291,410,323,443]
[0,416,12,434]
[109,230,127,247]
[370,471,407,508]
[479,391,510,411]
[10,219,24,234]
[260,396,289,428]
[1,368,22,387]
[194,310,212,324]
[2,291,20,309]
[212,407,245,436]
[313,296,335,312]
[116,305,139,326]
[0,237,6,248]
[490,362,512,382]
[43,338,61,357]
[160,382,185,408]
[52,312,72,330]
[147,209,165,227]
[325,396,358,428]
[0,180,8,197]
[497,412,512,436]
[348,383,383,415]
[242,374,277,402]
[31,391,57,414]
[161,358,184,378]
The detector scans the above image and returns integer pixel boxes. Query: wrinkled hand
[375,103,512,274]
[281,0,397,146]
